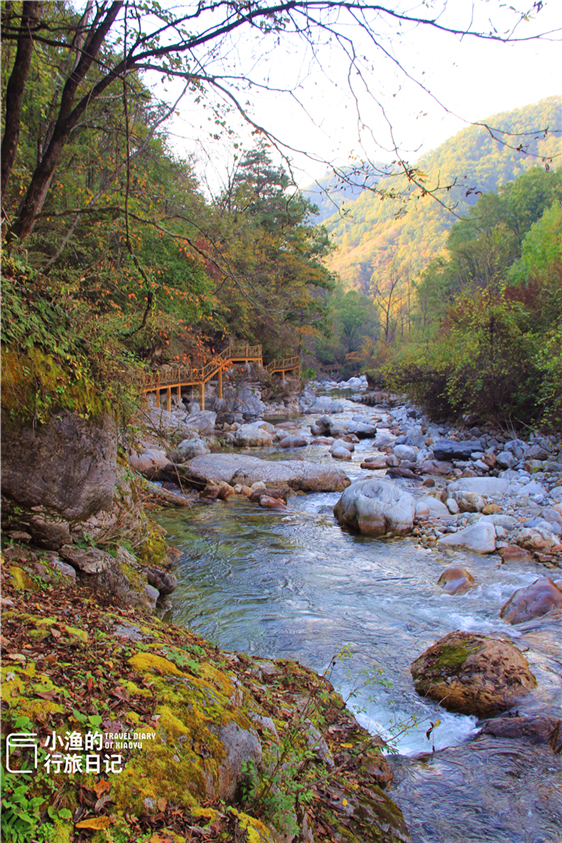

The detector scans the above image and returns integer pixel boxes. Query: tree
[2,0,556,252]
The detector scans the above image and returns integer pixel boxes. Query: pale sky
[162,0,562,192]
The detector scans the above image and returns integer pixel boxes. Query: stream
[156,396,562,843]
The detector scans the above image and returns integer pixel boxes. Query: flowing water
[156,398,562,842]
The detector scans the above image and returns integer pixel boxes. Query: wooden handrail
[266,355,300,373]
[141,343,300,393]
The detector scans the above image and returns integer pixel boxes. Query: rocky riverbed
[2,371,561,842]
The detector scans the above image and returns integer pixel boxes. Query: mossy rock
[411,630,537,717]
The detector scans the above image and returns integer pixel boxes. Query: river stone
[332,446,352,460]
[176,437,210,459]
[59,545,114,574]
[446,477,510,498]
[415,497,451,520]
[333,478,415,537]
[279,435,308,448]
[496,450,518,469]
[180,454,350,492]
[411,631,536,717]
[332,438,354,451]
[432,440,483,461]
[394,444,417,462]
[1,410,117,521]
[500,577,562,624]
[437,567,475,594]
[451,490,486,512]
[516,526,559,553]
[498,545,535,564]
[437,521,496,553]
[233,423,274,447]
[129,448,170,478]
[184,410,217,435]
[480,715,562,752]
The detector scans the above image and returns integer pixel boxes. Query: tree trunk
[6,1,123,246]
[1,1,42,194]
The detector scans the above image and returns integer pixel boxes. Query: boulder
[1,411,117,522]
[146,567,178,596]
[516,527,559,554]
[480,715,562,752]
[432,440,483,461]
[184,410,217,435]
[498,545,535,564]
[218,721,262,801]
[496,450,518,470]
[27,514,71,550]
[233,423,275,447]
[394,444,417,462]
[451,490,486,513]
[334,478,415,537]
[316,417,377,439]
[176,438,210,459]
[179,454,350,492]
[437,521,496,553]
[411,630,536,717]
[129,448,169,478]
[279,435,308,448]
[446,477,510,497]
[59,545,114,574]
[500,577,562,624]
[437,567,475,595]
[415,497,451,520]
[332,446,352,461]
[332,438,354,452]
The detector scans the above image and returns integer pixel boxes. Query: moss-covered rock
[411,630,537,717]
[1,551,410,843]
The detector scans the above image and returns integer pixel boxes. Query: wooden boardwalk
[141,343,300,410]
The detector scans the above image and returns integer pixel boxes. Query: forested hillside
[320,98,562,291]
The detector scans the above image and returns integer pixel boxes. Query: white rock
[415,497,451,520]
[437,521,496,553]
[334,478,416,536]
[394,444,417,462]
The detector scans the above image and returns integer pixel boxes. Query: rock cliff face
[1,410,117,521]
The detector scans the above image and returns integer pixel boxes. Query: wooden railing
[141,342,300,410]
[266,355,300,374]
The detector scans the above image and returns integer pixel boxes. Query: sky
[162,0,562,193]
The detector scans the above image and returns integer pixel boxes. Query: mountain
[315,97,562,290]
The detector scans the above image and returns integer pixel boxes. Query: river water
[156,397,562,842]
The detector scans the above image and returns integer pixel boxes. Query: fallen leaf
[157,797,167,812]
[7,654,26,662]
[94,779,111,799]
[75,816,112,829]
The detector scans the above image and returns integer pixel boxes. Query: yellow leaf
[342,798,348,807]
[75,817,112,829]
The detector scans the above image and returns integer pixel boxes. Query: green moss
[433,643,479,672]
[9,566,39,591]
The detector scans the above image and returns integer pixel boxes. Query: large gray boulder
[233,423,275,447]
[333,478,416,536]
[179,454,350,492]
[184,410,217,435]
[1,410,117,522]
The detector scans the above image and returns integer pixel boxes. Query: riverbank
[2,374,561,842]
